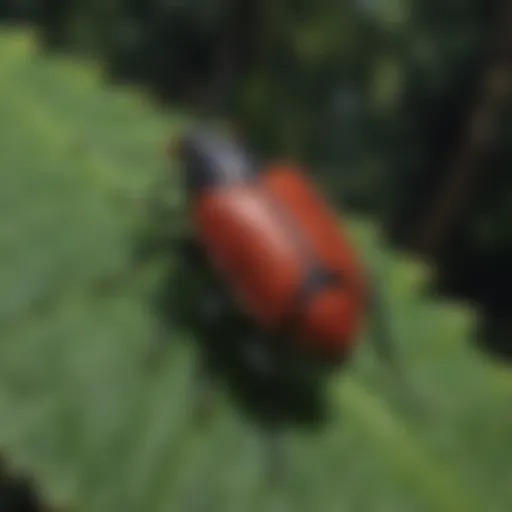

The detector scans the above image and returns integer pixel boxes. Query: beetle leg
[242,334,276,378]
[190,285,230,424]
[240,334,288,484]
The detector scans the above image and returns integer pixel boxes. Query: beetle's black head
[169,127,257,194]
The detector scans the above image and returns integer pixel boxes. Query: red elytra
[191,163,367,357]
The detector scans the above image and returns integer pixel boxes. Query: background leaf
[0,29,511,512]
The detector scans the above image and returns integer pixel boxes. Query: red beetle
[172,128,372,359]
[158,126,416,480]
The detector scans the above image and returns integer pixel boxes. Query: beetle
[146,125,417,480]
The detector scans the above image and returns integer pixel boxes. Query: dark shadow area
[476,311,512,363]
[0,456,52,512]
[394,95,512,362]
[384,1,512,364]
[432,240,512,363]
[0,0,38,24]
[139,233,330,432]
[386,56,486,246]
[29,1,248,114]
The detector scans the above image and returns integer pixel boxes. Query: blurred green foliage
[0,30,512,512]
[20,0,502,210]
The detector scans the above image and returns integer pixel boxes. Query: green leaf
[0,29,511,512]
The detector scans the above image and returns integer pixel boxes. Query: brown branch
[411,0,512,257]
